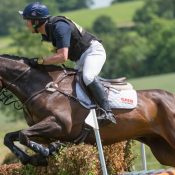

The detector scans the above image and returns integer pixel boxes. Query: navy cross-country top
[41,16,98,61]
[42,21,71,49]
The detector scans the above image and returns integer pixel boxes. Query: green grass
[61,0,144,28]
[129,72,175,93]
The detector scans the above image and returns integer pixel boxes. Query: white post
[141,143,147,170]
[85,109,108,175]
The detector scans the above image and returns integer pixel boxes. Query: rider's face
[25,20,35,33]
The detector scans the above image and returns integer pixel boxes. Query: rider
[19,2,116,124]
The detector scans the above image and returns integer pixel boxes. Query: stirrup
[98,108,116,124]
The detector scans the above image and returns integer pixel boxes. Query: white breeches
[75,40,106,85]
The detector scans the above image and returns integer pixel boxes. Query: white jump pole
[85,109,108,175]
[141,143,147,170]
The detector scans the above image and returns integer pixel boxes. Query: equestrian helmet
[19,2,50,20]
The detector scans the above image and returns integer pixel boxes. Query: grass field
[61,0,144,28]
[130,72,175,93]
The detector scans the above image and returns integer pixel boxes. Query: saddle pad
[76,83,137,109]
[108,88,137,109]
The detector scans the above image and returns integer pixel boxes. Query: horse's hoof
[30,154,48,166]
[20,155,31,165]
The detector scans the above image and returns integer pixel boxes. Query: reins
[0,67,31,110]
[0,66,49,110]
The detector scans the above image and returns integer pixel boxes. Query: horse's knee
[4,133,12,146]
[4,131,20,147]
[19,131,29,146]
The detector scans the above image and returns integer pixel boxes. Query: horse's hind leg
[142,136,175,167]
[157,94,175,149]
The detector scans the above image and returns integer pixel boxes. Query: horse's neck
[0,56,76,103]
[0,57,33,100]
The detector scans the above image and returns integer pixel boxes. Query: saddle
[76,73,137,109]
[45,70,137,110]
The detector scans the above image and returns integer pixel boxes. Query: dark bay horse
[1,55,175,167]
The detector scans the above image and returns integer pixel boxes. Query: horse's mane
[0,54,76,73]
[0,54,26,61]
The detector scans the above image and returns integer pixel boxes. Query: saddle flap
[76,74,137,110]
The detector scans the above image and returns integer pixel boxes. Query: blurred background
[0,0,175,172]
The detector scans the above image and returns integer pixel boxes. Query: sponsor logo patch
[121,98,134,104]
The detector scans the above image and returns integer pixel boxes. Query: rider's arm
[42,48,68,64]
[41,21,71,65]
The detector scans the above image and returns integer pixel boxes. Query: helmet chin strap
[32,20,46,33]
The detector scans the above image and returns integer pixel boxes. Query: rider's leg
[87,77,116,124]
[78,40,116,124]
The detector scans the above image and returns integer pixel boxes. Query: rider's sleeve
[54,21,72,49]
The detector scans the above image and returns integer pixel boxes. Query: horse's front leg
[18,116,65,166]
[4,130,31,165]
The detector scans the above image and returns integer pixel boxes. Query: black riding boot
[87,78,116,124]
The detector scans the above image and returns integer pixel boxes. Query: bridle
[0,67,32,110]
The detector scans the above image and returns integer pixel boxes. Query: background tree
[0,0,27,35]
[55,0,93,12]
[133,0,175,23]
[101,32,150,78]
[142,18,175,75]
[92,15,117,35]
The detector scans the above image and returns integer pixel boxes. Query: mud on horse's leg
[4,130,31,165]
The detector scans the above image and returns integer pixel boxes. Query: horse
[1,54,175,167]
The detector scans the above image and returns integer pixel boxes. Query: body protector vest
[44,16,101,61]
